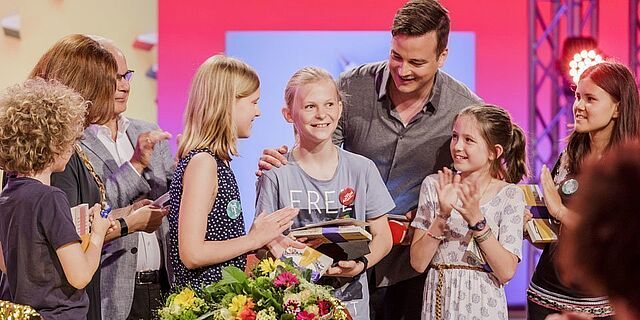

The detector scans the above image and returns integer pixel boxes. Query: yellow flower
[228,295,249,315]
[298,289,312,302]
[173,288,198,308]
[257,258,285,275]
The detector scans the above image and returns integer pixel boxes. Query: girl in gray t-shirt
[256,67,395,319]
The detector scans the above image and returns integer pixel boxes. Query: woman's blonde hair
[29,34,117,127]
[178,54,259,160]
[0,78,87,174]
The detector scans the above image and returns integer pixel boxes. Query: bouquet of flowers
[159,258,351,320]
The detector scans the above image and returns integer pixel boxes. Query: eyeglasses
[116,70,135,81]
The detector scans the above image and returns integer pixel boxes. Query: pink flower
[296,311,316,320]
[273,272,299,287]
[317,300,332,316]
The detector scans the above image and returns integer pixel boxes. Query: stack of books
[519,184,559,244]
[289,218,371,262]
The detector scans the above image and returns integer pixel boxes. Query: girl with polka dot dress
[167,55,298,289]
[410,105,528,320]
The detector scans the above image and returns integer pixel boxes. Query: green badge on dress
[227,199,242,219]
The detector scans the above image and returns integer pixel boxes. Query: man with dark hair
[391,0,450,55]
[259,1,481,318]
[334,1,480,318]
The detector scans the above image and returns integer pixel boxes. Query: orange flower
[238,308,257,320]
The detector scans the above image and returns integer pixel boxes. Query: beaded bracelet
[427,231,446,241]
[473,227,492,243]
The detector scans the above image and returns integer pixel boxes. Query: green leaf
[301,269,312,282]
[218,266,247,285]
[280,314,295,320]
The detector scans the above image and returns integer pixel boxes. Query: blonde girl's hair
[455,105,529,183]
[284,66,341,108]
[177,54,259,160]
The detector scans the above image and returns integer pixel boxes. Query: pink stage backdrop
[158,0,630,139]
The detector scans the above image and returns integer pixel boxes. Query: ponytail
[457,105,530,183]
[503,123,529,183]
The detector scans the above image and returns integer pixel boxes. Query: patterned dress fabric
[168,148,246,289]
[411,175,525,320]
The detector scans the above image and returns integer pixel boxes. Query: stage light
[561,37,604,85]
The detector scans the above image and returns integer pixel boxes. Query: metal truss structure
[526,0,598,301]
[528,0,598,181]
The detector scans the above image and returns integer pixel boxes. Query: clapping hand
[452,180,484,226]
[131,129,172,173]
[435,168,460,219]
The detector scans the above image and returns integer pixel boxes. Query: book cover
[282,246,333,279]
[518,184,546,207]
[70,203,91,251]
[70,203,89,236]
[314,240,371,262]
[518,184,554,218]
[290,218,369,230]
[290,218,372,262]
[525,218,559,243]
[289,225,372,243]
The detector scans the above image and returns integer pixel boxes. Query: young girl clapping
[410,105,528,320]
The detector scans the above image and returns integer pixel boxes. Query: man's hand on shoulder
[256,145,289,177]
